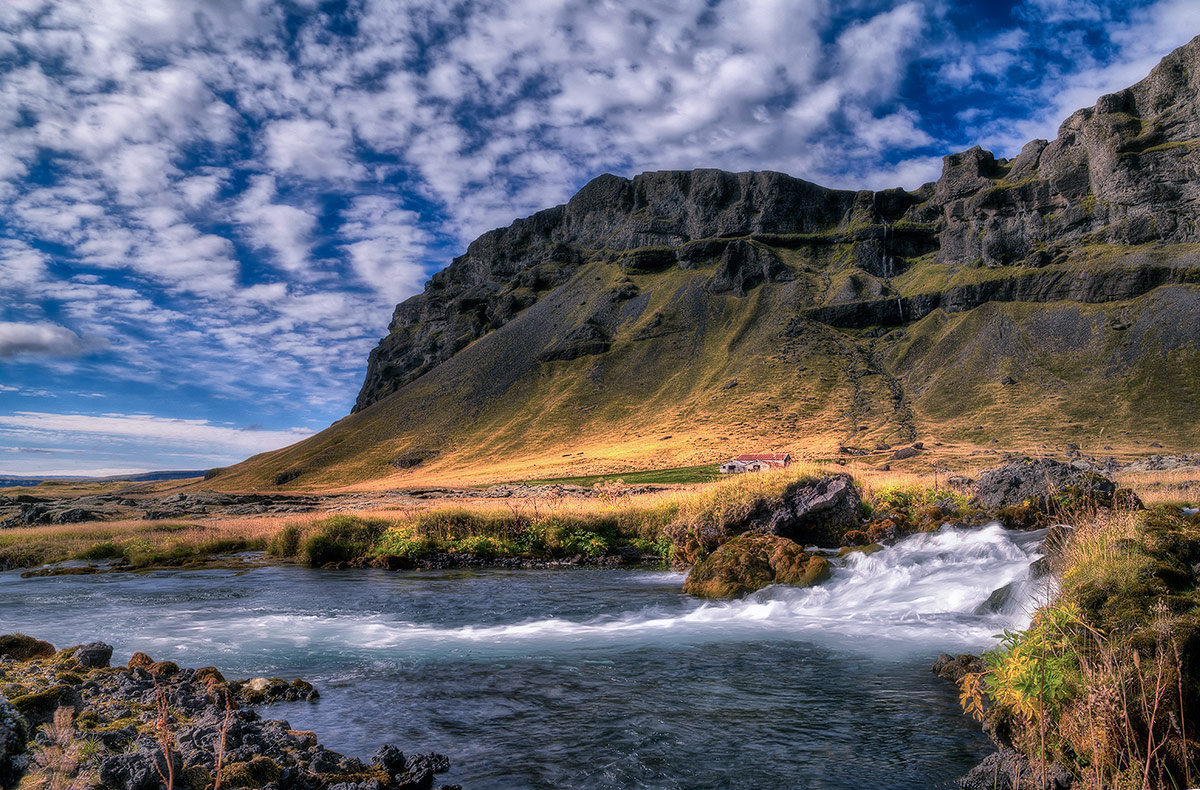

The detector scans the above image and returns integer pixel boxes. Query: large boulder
[751,474,863,546]
[0,696,29,790]
[682,533,831,598]
[72,642,113,669]
[973,458,1127,527]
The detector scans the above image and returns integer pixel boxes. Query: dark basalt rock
[1,645,456,790]
[537,322,612,363]
[707,240,794,296]
[0,696,28,790]
[973,458,1119,522]
[932,653,985,683]
[749,474,864,547]
[958,747,1072,790]
[72,642,114,668]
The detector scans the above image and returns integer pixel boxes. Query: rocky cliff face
[356,36,1200,415]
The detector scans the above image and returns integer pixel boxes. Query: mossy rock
[11,684,80,725]
[836,543,884,557]
[180,765,213,790]
[0,634,55,661]
[127,652,154,670]
[194,666,225,685]
[683,533,831,598]
[222,755,282,787]
[148,660,180,677]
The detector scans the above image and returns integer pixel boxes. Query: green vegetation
[265,466,832,569]
[959,507,1200,786]
[520,464,723,487]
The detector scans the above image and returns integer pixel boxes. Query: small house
[719,452,792,473]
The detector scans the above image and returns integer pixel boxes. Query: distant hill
[0,470,207,487]
[209,36,1200,490]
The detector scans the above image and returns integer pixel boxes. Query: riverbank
[0,636,458,790]
[953,504,1200,789]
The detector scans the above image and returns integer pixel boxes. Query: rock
[751,474,864,546]
[973,458,1122,526]
[958,747,1072,790]
[373,744,407,775]
[682,533,831,598]
[892,446,920,460]
[10,684,81,726]
[72,641,113,668]
[0,641,450,790]
[0,696,29,790]
[0,635,54,662]
[98,742,181,790]
[126,652,154,670]
[932,653,985,683]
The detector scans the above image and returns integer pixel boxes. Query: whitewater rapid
[119,522,1047,660]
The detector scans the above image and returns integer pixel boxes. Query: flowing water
[0,524,1048,788]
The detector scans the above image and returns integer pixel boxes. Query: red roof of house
[733,452,791,462]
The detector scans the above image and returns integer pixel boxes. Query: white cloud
[0,322,102,359]
[264,118,367,182]
[0,411,311,454]
[340,197,430,301]
[0,240,48,287]
[236,175,317,274]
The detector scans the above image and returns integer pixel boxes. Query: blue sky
[0,0,1197,476]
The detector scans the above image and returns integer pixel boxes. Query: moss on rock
[0,634,55,662]
[10,684,79,725]
[682,533,830,598]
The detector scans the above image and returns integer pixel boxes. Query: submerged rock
[682,533,831,598]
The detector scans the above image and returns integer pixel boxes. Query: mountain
[209,37,1200,490]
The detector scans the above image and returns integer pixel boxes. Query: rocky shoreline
[0,636,458,790]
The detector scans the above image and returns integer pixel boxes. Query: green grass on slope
[518,464,723,487]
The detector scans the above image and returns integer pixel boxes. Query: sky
[0,0,1197,476]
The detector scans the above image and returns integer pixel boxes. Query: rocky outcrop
[973,458,1127,527]
[748,474,864,546]
[0,641,459,790]
[958,748,1073,790]
[682,533,831,598]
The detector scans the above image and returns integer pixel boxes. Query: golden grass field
[3,457,1194,572]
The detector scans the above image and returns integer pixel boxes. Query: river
[0,523,1047,788]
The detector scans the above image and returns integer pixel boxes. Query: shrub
[75,542,124,561]
[266,524,303,558]
[299,515,390,567]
